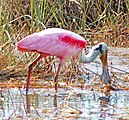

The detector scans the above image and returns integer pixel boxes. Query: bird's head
[99,42,108,67]
[94,42,108,66]
[95,42,108,54]
[79,42,110,84]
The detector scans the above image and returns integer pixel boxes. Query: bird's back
[16,28,86,58]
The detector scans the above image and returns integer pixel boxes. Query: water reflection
[0,88,129,119]
[26,94,30,114]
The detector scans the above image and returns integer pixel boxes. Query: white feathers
[78,42,108,63]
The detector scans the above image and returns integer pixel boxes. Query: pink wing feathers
[16,28,86,58]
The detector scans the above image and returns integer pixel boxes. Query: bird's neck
[78,47,101,63]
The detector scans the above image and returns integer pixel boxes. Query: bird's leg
[54,58,64,93]
[26,54,43,93]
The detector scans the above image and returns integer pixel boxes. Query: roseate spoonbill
[16,28,110,93]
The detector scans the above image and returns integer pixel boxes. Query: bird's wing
[17,29,86,58]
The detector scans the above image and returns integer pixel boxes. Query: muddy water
[0,47,129,120]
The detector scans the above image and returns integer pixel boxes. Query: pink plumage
[16,28,111,93]
[16,28,86,93]
[16,28,86,58]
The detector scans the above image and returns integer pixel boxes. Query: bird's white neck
[78,45,101,63]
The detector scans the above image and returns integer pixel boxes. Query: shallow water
[0,47,129,119]
[1,88,129,119]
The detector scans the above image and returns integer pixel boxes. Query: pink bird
[16,28,110,93]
